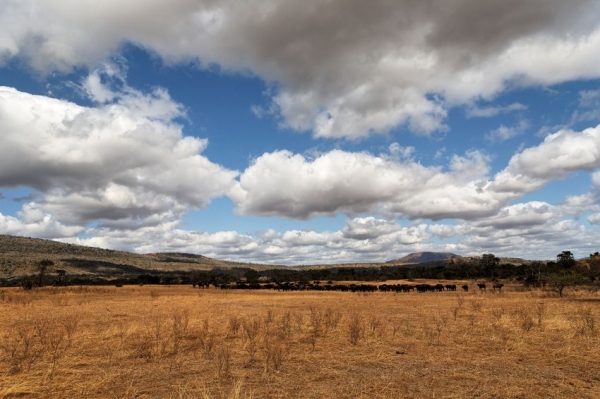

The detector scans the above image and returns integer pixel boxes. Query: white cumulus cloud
[493,125,600,193]
[231,148,515,220]
[0,84,237,230]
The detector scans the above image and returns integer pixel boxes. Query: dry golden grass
[0,283,599,398]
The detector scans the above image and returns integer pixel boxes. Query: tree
[243,269,260,283]
[544,270,587,297]
[55,269,66,285]
[480,254,500,278]
[556,251,576,269]
[524,261,547,287]
[36,259,54,287]
[577,252,600,282]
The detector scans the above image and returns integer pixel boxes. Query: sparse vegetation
[0,284,599,397]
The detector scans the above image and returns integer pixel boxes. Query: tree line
[2,251,599,295]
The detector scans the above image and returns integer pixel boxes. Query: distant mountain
[386,252,460,265]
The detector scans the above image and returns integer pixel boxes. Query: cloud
[492,125,600,193]
[473,201,560,229]
[593,171,600,191]
[342,217,400,240]
[1,0,599,139]
[57,216,432,264]
[429,224,462,238]
[461,218,593,257]
[0,208,83,239]
[388,143,415,160]
[230,148,518,220]
[427,199,600,259]
[571,87,600,124]
[0,83,237,228]
[467,102,527,118]
[485,119,530,142]
[560,194,600,218]
[45,207,600,263]
[588,213,600,225]
[579,88,600,107]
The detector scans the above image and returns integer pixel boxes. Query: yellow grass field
[1,283,599,398]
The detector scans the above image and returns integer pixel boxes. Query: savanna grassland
[1,283,599,398]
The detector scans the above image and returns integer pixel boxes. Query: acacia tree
[36,259,54,287]
[544,251,587,297]
[545,271,587,297]
[480,253,500,278]
[556,251,576,268]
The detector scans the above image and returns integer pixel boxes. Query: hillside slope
[0,234,282,279]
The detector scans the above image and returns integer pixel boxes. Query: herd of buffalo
[193,280,505,293]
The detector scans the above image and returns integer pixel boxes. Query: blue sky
[1,1,600,264]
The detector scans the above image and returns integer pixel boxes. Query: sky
[1,0,600,264]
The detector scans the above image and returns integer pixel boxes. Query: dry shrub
[348,313,363,345]
[38,322,69,371]
[0,322,45,373]
[277,311,292,339]
[293,312,304,332]
[466,312,476,328]
[368,315,383,337]
[470,298,483,312]
[128,328,154,360]
[491,306,505,322]
[309,306,324,336]
[450,306,460,321]
[514,309,535,332]
[150,316,170,358]
[569,307,596,336]
[391,320,402,337]
[241,317,261,363]
[534,302,546,329]
[215,344,232,378]
[228,316,241,337]
[264,340,287,373]
[324,307,342,331]
[61,316,79,345]
[171,308,190,354]
[432,315,447,346]
[263,309,274,326]
[196,318,214,356]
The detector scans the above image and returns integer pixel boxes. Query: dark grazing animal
[462,284,469,292]
[415,284,433,293]
[477,283,486,291]
[492,283,504,291]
